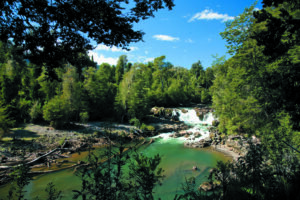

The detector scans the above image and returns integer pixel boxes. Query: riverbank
[211,144,241,161]
[0,106,243,187]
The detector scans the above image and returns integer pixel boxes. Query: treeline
[0,44,214,131]
[210,1,300,145]
[193,1,300,199]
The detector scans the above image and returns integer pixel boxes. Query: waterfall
[178,109,201,124]
[153,108,215,143]
[177,109,214,126]
[202,112,214,126]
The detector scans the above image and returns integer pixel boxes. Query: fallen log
[0,148,70,171]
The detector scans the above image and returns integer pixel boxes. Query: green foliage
[178,142,300,200]
[61,65,82,121]
[140,124,155,132]
[58,136,66,147]
[1,0,174,76]
[130,118,141,128]
[115,55,128,84]
[79,112,89,124]
[43,96,69,129]
[211,0,300,139]
[83,64,117,120]
[129,153,164,200]
[0,104,15,138]
[9,163,31,200]
[37,67,60,101]
[115,64,151,122]
[7,163,63,200]
[220,1,258,54]
[73,142,164,200]
[45,182,62,200]
[29,101,43,123]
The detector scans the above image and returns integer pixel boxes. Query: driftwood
[0,148,69,171]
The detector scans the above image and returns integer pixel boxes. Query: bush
[29,101,43,123]
[0,105,15,138]
[140,123,147,131]
[80,112,89,123]
[129,118,140,128]
[146,125,155,132]
[43,96,69,129]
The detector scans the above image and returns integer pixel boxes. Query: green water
[0,138,228,200]
[0,140,228,200]
[140,139,228,199]
[0,110,229,199]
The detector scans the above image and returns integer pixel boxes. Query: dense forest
[1,0,300,199]
[0,46,214,132]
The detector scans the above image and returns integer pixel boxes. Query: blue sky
[89,0,262,69]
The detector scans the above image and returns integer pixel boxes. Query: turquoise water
[141,139,228,199]
[0,110,228,199]
[0,141,227,200]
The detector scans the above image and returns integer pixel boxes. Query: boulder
[184,142,191,147]
[150,107,162,117]
[179,130,187,136]
[199,182,213,191]
[181,109,188,113]
[204,137,212,143]
[171,111,180,121]
[194,132,202,138]
[174,132,180,137]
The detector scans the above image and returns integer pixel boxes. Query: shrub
[43,96,69,129]
[29,101,43,123]
[129,118,140,128]
[80,112,89,123]
[146,125,155,132]
[0,105,15,138]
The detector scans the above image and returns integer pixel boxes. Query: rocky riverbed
[0,105,258,186]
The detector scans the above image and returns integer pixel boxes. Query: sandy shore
[211,144,241,161]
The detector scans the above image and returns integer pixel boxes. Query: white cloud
[189,9,234,22]
[153,34,179,42]
[129,46,139,51]
[95,44,138,52]
[144,57,155,63]
[88,51,118,66]
[128,55,155,63]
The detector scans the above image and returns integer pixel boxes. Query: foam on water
[153,108,215,143]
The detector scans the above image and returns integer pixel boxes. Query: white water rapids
[153,108,215,143]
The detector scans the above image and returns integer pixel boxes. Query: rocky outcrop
[194,107,213,120]
[184,137,212,148]
[152,123,189,134]
[150,107,180,121]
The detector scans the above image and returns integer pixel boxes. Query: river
[0,108,229,200]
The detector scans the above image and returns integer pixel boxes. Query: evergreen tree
[115,55,128,85]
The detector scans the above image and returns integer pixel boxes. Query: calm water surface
[0,109,229,199]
